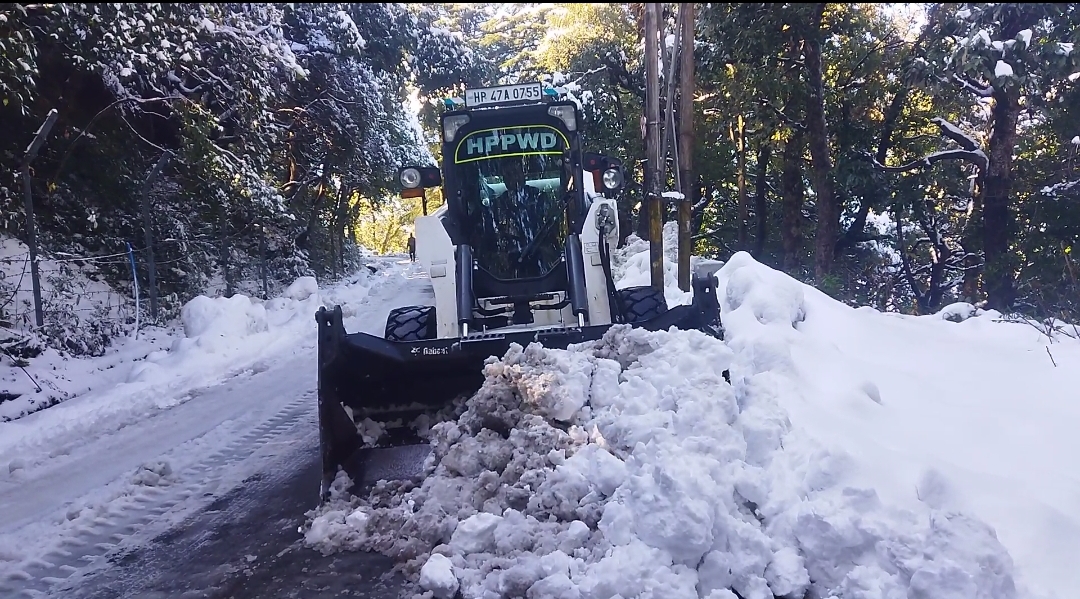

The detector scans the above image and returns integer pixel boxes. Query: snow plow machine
[315,83,722,499]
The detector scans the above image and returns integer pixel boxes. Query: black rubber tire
[615,286,668,324]
[384,306,436,341]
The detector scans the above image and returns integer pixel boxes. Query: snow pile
[282,275,319,302]
[181,295,269,339]
[612,221,723,308]
[305,250,1031,599]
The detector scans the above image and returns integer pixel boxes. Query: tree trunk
[781,132,805,273]
[960,193,983,302]
[803,3,839,281]
[677,3,695,291]
[298,158,332,251]
[333,186,349,278]
[982,86,1020,310]
[644,2,664,290]
[753,142,771,258]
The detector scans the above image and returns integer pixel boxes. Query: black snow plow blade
[314,274,721,499]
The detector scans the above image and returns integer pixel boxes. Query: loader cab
[398,83,627,336]
[446,115,575,283]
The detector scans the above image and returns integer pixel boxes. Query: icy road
[0,259,431,599]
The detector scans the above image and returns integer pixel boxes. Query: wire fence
[1,246,148,357]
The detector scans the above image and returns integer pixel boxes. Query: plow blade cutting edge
[314,273,722,499]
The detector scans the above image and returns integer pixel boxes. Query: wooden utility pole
[645,2,664,291]
[677,3,695,292]
[661,11,682,191]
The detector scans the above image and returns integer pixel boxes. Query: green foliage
[440,2,1080,319]
[3,1,1080,346]
[0,2,474,342]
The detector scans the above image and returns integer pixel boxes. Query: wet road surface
[59,445,426,599]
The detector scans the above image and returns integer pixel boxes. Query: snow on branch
[930,117,979,151]
[1040,179,1080,196]
[869,148,987,174]
[869,118,987,174]
[948,72,993,98]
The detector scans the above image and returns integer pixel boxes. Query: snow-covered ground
[1,234,160,419]
[0,255,431,596]
[306,232,1079,599]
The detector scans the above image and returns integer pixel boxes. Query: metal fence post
[21,109,59,328]
[140,151,171,322]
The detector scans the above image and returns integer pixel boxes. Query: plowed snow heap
[306,253,1016,599]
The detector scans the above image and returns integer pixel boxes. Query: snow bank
[282,275,319,301]
[181,294,269,339]
[0,262,393,468]
[305,249,1036,599]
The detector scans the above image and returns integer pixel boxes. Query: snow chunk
[1058,42,1074,56]
[995,60,1014,78]
[937,302,982,323]
[1016,28,1032,47]
[1072,136,1080,145]
[765,547,811,597]
[130,460,172,486]
[180,295,268,339]
[449,512,502,553]
[282,275,319,301]
[419,553,459,599]
[662,190,685,200]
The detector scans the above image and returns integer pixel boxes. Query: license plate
[464,83,544,108]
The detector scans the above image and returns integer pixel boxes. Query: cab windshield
[454,125,572,280]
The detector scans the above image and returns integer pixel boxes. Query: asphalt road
[59,445,421,599]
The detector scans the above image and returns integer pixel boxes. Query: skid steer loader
[315,82,722,499]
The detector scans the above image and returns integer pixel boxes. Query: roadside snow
[613,221,722,308]
[0,258,396,470]
[2,234,169,419]
[305,243,1079,599]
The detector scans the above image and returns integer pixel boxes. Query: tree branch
[868,148,988,173]
[759,98,805,130]
[948,72,993,98]
[52,96,181,184]
[930,117,979,151]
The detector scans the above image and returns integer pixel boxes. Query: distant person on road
[407,233,416,262]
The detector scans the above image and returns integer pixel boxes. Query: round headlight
[602,167,624,190]
[399,167,422,189]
